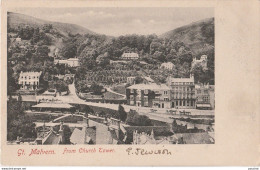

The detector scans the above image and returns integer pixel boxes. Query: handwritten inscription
[126,147,172,155]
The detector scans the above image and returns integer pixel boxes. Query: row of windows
[172,87,194,91]
[171,82,194,85]
[197,90,209,94]
[172,94,195,99]
[175,100,194,107]
[20,81,39,85]
[20,76,39,79]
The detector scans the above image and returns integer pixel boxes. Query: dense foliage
[7,97,37,141]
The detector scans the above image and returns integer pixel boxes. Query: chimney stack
[59,122,65,144]
[83,113,89,127]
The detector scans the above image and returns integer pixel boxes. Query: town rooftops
[127,83,170,90]
[173,132,214,144]
[41,130,62,145]
[70,127,96,144]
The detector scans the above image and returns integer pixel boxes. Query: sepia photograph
[6,7,215,145]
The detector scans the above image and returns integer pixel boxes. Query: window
[204,90,208,93]
[180,100,182,106]
[164,98,169,101]
[183,100,186,106]
[164,91,168,95]
[197,90,201,94]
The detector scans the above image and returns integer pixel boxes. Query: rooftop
[122,52,139,58]
[20,71,42,77]
[67,58,79,61]
[32,102,74,109]
[70,127,96,144]
[127,83,170,90]
[168,76,194,83]
[173,132,214,144]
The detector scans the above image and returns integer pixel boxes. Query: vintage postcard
[1,0,259,166]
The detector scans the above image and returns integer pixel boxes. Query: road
[106,87,126,98]
[55,83,214,123]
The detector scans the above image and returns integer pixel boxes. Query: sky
[11,7,214,36]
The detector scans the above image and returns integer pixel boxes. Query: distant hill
[8,12,95,36]
[160,18,214,56]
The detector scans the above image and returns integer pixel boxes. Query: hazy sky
[11,7,214,36]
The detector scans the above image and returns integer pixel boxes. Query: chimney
[43,121,46,137]
[59,122,65,144]
[114,119,120,139]
[151,129,154,138]
[83,113,89,127]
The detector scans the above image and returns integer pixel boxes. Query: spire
[59,121,64,132]
[151,129,154,138]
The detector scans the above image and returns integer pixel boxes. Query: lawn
[112,85,126,95]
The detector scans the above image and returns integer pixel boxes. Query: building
[191,55,208,70]
[16,37,22,42]
[67,58,79,67]
[70,114,96,144]
[127,77,136,85]
[160,62,174,70]
[195,84,215,110]
[54,58,79,67]
[124,126,174,144]
[126,83,171,109]
[166,76,196,109]
[121,52,139,60]
[35,122,65,145]
[18,71,42,90]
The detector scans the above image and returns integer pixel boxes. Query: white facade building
[19,71,42,90]
[54,58,79,67]
[121,52,139,60]
[192,55,208,70]
[160,62,174,70]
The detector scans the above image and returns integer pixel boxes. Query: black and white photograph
[6,7,215,145]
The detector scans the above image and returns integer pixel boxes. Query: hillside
[160,18,214,56]
[8,12,95,36]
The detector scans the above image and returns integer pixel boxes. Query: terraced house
[166,76,196,109]
[126,83,171,109]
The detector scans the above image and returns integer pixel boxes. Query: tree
[118,105,127,122]
[126,109,138,124]
[79,104,94,114]
[132,115,152,126]
[89,83,103,95]
[60,42,77,59]
[134,76,144,84]
[7,100,37,141]
[126,110,152,126]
